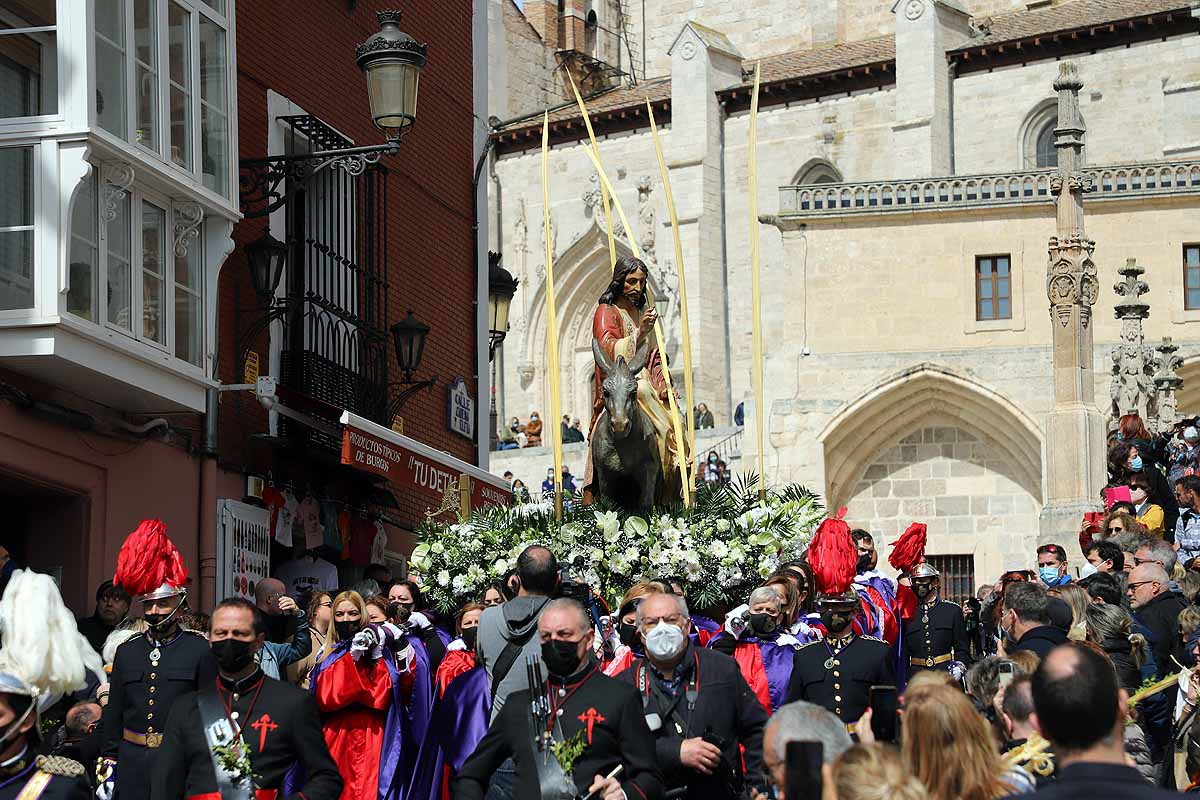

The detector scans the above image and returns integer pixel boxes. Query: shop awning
[339,411,511,512]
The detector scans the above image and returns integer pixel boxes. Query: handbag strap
[197,687,250,800]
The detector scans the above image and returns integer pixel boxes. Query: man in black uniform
[99,521,217,800]
[615,592,768,799]
[902,562,972,679]
[152,598,342,800]
[454,598,662,800]
[785,516,893,736]
[0,676,90,800]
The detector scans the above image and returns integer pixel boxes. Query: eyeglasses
[1133,556,1157,566]
[1127,580,1157,592]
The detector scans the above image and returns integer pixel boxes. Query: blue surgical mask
[1039,566,1064,586]
[1130,456,1144,471]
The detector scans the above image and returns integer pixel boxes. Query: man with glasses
[1127,562,1186,679]
[615,592,768,799]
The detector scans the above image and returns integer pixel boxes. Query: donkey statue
[590,337,663,511]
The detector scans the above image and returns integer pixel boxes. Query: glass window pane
[979,281,992,300]
[980,300,993,320]
[95,0,126,137]
[0,31,58,118]
[141,201,166,344]
[174,237,201,366]
[107,193,132,331]
[997,278,1010,299]
[133,0,159,151]
[198,0,224,13]
[1187,247,1199,268]
[1189,289,1200,310]
[0,146,34,310]
[0,146,32,228]
[997,257,1010,276]
[199,17,228,196]
[167,3,191,169]
[1036,121,1057,168]
[978,258,992,276]
[67,175,98,321]
[998,298,1011,319]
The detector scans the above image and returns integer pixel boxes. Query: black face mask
[335,620,362,642]
[461,627,478,651]
[211,639,257,673]
[821,610,855,633]
[748,613,778,637]
[541,639,583,677]
[856,553,872,573]
[912,583,936,600]
[618,622,641,649]
[390,602,413,623]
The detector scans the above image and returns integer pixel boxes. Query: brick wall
[219,0,479,519]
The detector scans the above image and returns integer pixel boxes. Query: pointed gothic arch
[819,364,1044,511]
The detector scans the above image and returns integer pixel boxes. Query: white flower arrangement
[412,477,823,612]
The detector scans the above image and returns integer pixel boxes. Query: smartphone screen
[998,662,1014,687]
[785,741,823,800]
[870,685,900,743]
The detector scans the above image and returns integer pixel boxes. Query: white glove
[351,627,379,661]
[408,611,433,631]
[95,759,116,800]
[96,780,114,800]
[725,604,750,640]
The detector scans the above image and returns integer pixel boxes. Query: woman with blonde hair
[834,743,930,800]
[310,590,432,800]
[901,683,1031,799]
[289,591,333,688]
[1048,583,1090,640]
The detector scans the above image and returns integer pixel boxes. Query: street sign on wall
[447,377,474,439]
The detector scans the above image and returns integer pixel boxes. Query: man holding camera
[615,592,769,799]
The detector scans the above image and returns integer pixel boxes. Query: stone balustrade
[777,159,1200,217]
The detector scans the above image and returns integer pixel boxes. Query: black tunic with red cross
[453,661,663,800]
[150,669,343,800]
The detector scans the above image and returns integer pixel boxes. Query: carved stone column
[1109,258,1154,424]
[1039,62,1106,542]
[1153,337,1183,433]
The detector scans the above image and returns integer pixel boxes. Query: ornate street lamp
[488,252,518,360]
[244,230,288,304]
[356,11,428,142]
[387,309,436,423]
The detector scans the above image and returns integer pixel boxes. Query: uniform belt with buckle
[123,729,163,748]
[844,722,857,735]
[910,653,953,667]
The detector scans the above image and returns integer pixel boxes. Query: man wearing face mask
[99,521,216,800]
[616,593,768,800]
[1036,544,1072,588]
[454,599,662,800]
[152,598,342,800]
[901,561,974,679]
[785,517,893,734]
[710,586,801,714]
[851,528,901,647]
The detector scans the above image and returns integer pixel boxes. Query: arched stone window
[1020,100,1083,170]
[1034,119,1057,168]
[793,158,843,185]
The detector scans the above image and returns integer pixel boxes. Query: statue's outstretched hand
[638,308,659,342]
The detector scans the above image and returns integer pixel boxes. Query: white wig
[0,570,104,696]
[102,626,142,667]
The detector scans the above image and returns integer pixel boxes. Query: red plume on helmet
[888,522,927,573]
[808,516,857,596]
[113,519,188,597]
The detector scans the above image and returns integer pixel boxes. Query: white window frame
[0,141,39,320]
[0,1,62,127]
[68,164,205,368]
[95,0,232,196]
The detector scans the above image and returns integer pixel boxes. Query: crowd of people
[495,401,727,453]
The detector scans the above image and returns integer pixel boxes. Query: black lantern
[488,252,518,359]
[654,294,669,322]
[390,309,429,381]
[245,230,288,304]
[356,11,428,142]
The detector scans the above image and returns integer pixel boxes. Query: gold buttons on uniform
[835,695,842,702]
[148,700,154,706]
[147,713,153,720]
[149,687,155,694]
[150,673,156,680]
[232,694,240,702]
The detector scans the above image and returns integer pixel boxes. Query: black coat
[453,662,662,800]
[100,629,217,800]
[1099,636,1143,693]
[151,669,342,800]
[0,756,90,800]
[615,644,768,799]
[1011,625,1068,660]
[1134,591,1188,679]
[1010,762,1179,799]
[903,599,974,677]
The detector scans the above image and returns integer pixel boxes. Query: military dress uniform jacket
[903,599,972,676]
[151,669,342,800]
[0,754,91,800]
[453,661,663,800]
[783,636,894,729]
[100,630,217,800]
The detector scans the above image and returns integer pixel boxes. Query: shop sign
[447,377,474,439]
[340,412,509,511]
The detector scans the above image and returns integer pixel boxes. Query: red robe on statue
[315,653,413,800]
[590,304,668,433]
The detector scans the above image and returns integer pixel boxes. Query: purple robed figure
[727,631,800,713]
[305,634,434,800]
[408,666,491,800]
